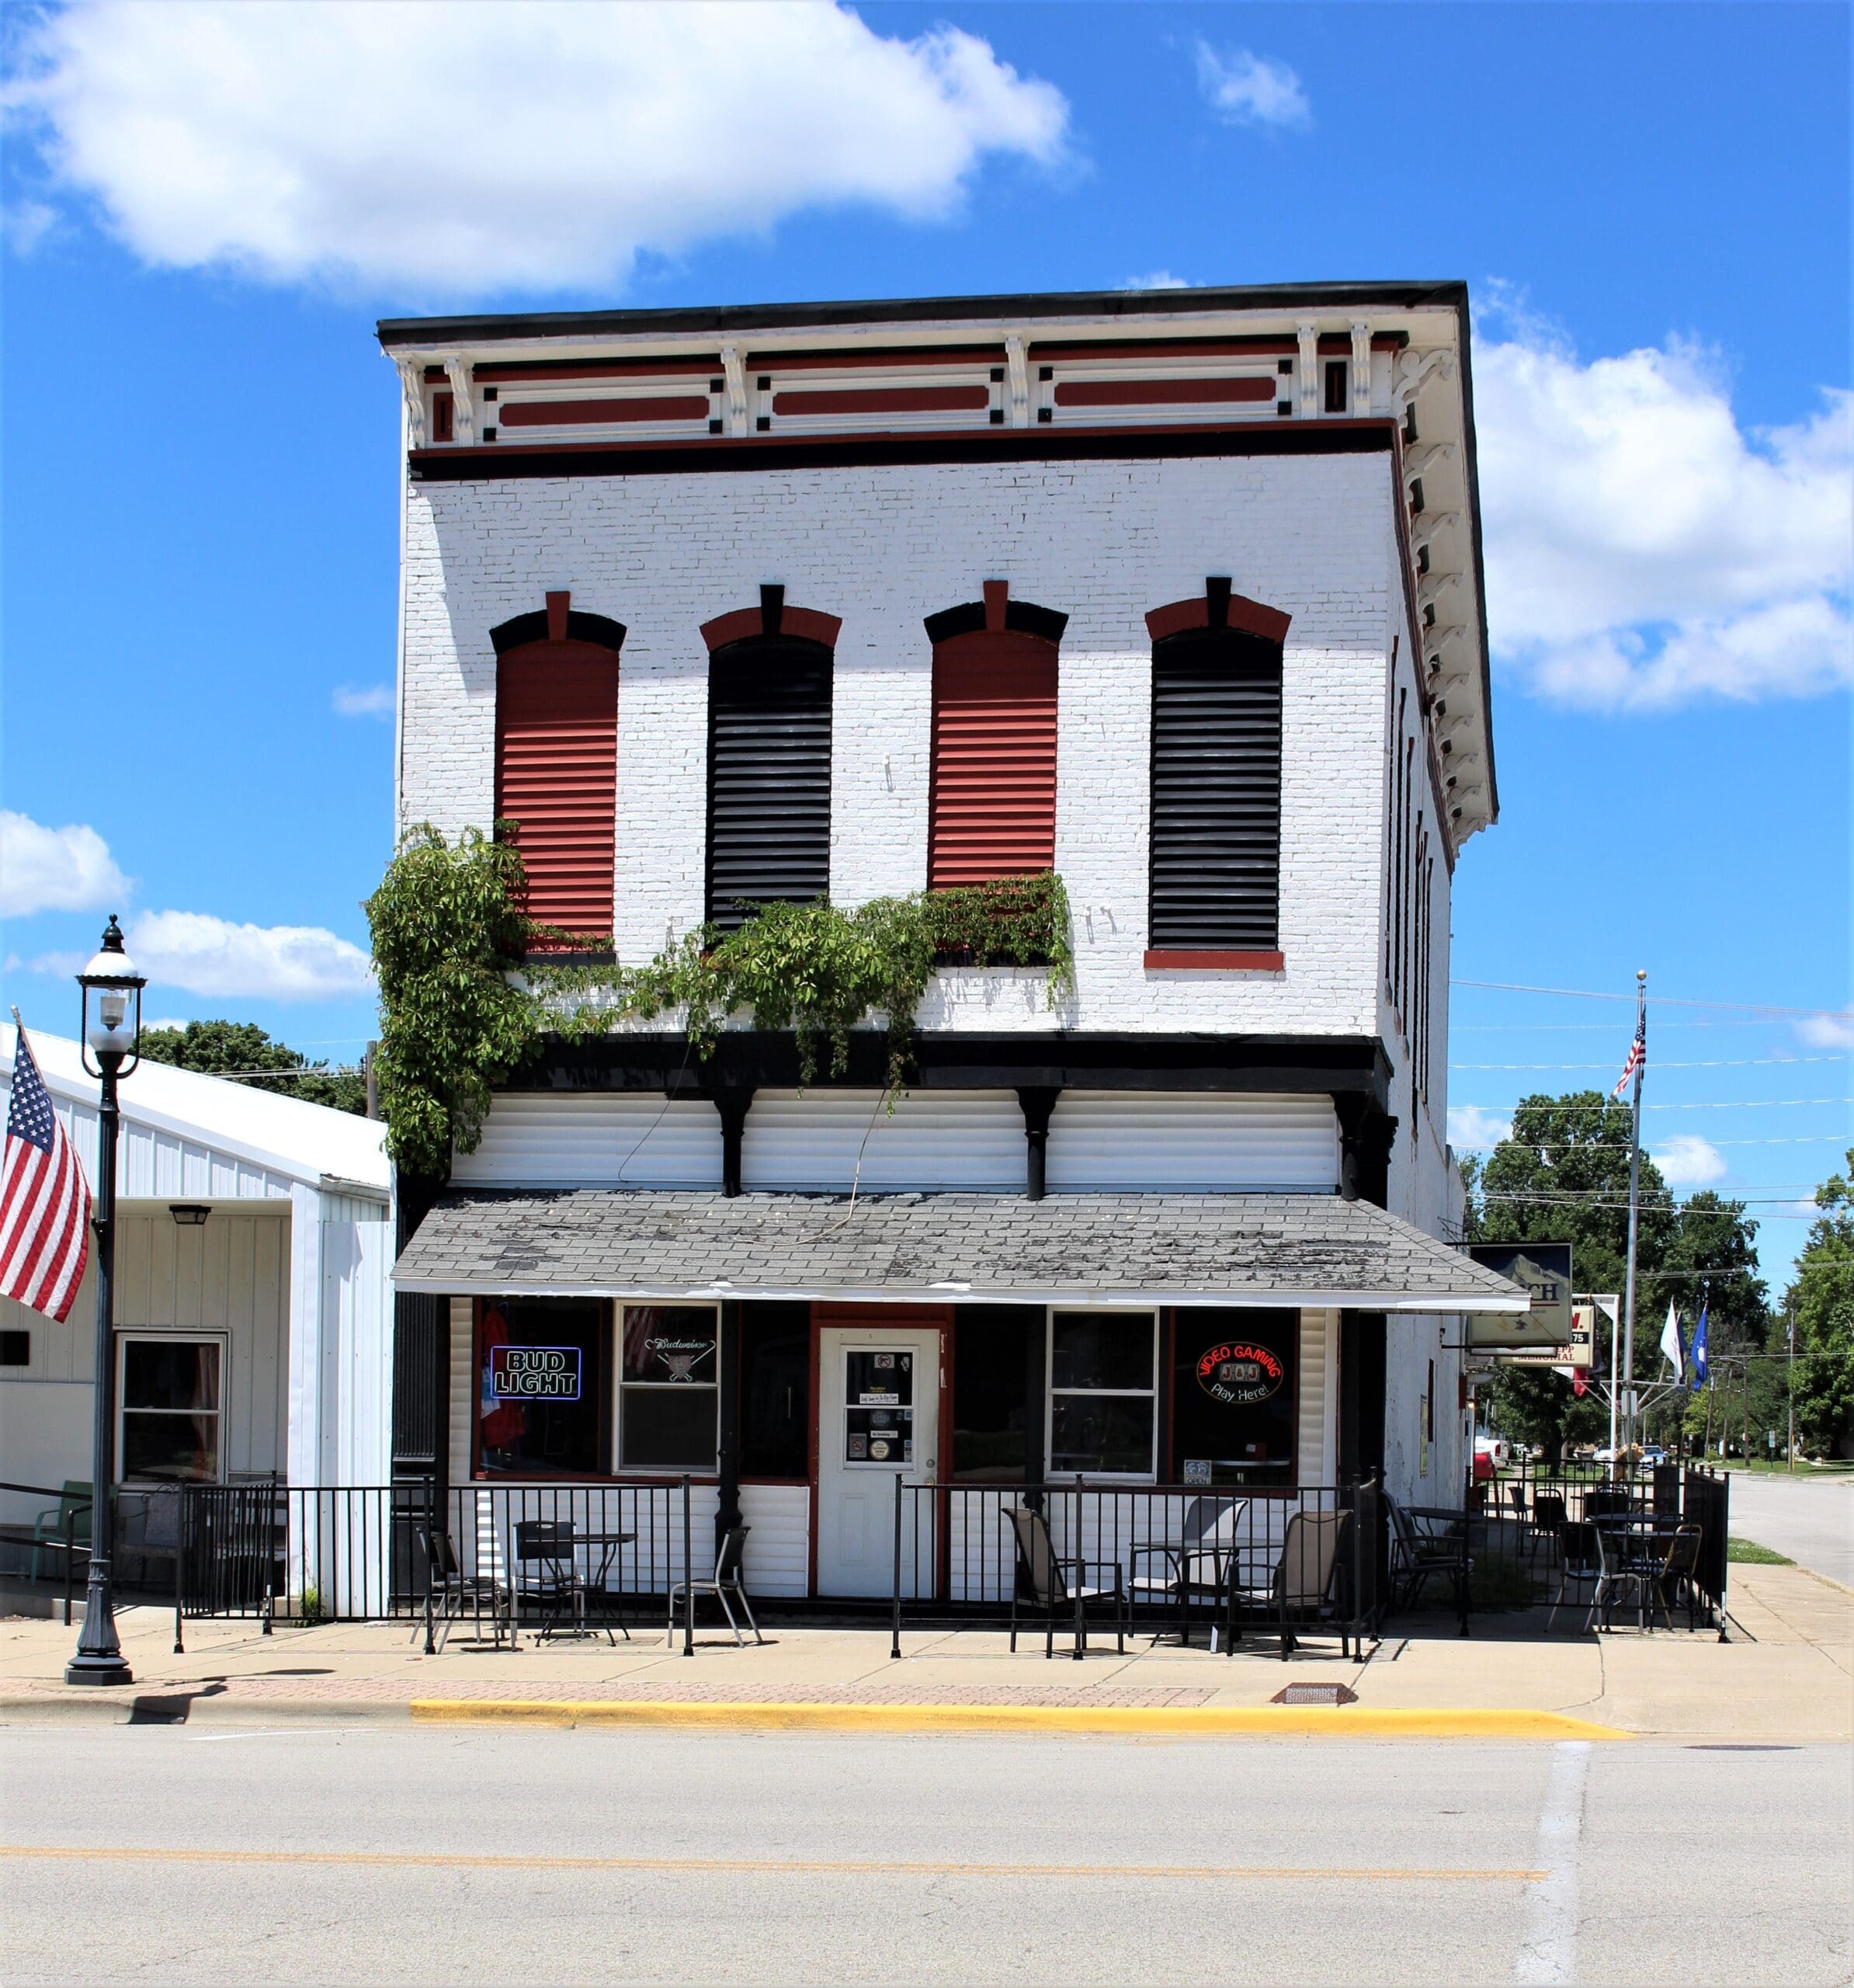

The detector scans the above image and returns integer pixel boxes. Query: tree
[139,1020,368,1116]
[1460,1090,1767,1460]
[1787,1149,1854,1458]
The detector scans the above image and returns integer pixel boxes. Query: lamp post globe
[67,915,145,1687]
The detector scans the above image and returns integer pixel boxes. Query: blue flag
[1690,1302,1710,1390]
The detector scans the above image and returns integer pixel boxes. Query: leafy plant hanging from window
[366,825,1072,1175]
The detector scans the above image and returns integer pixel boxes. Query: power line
[1451,978,1850,1020]
[1450,1055,1845,1071]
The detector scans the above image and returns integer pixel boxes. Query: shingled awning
[394,1190,1527,1313]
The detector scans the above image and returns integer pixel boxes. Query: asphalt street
[1724,1473,1854,1589]
[1,1726,1848,1986]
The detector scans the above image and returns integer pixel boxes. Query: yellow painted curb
[408,1700,1631,1741]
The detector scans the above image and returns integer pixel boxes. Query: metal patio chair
[1227,1509,1349,1659]
[418,1527,512,1650]
[666,1525,764,1647]
[1384,1493,1470,1618]
[1652,1523,1705,1632]
[1002,1505,1127,1658]
[1546,1520,1602,1633]
[514,1518,579,1640]
[1127,1495,1248,1646]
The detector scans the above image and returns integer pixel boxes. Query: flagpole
[1620,969,1647,1462]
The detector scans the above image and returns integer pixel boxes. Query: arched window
[1145,581,1290,965]
[701,588,839,931]
[924,582,1065,889]
[491,593,624,943]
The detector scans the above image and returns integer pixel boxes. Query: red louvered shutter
[928,630,1057,888]
[495,639,619,939]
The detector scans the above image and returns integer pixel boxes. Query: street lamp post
[65,916,144,1687]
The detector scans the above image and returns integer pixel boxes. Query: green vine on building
[365,825,1074,1177]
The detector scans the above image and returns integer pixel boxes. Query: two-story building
[381,280,1524,1605]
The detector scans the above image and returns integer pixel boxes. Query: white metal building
[0,1028,393,1543]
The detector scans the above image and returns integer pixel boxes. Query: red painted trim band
[500,395,710,426]
[1144,950,1286,971]
[475,358,720,382]
[745,345,1006,372]
[1054,377,1275,408]
[772,384,989,416]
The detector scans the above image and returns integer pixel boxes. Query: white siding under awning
[1047,1092,1339,1192]
[742,1090,1024,1192]
[451,1093,725,1189]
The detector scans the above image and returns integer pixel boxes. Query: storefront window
[117,1336,222,1482]
[953,1306,1036,1481]
[478,1298,606,1475]
[1048,1310,1156,1477]
[740,1302,809,1479]
[619,1305,719,1471]
[1170,1309,1298,1487]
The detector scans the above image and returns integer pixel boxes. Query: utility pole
[1620,969,1647,1462]
[1786,1298,1797,1472]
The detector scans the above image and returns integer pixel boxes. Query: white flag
[1658,1302,1684,1382]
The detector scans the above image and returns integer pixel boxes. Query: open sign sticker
[1196,1341,1284,1407]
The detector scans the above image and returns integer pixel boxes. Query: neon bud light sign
[489,1345,582,1402]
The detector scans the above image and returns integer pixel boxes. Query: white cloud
[0,810,131,918]
[1126,270,1192,291]
[1796,1011,1854,1051]
[1448,1104,1513,1152]
[1194,45,1310,130]
[333,683,394,720]
[1476,325,1853,711]
[1652,1134,1727,1189]
[30,911,374,1002]
[4,1,1068,294]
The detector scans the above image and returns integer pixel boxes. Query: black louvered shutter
[1148,627,1283,949]
[706,635,834,930]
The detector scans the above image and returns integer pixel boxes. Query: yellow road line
[0,1845,1545,1883]
[406,1699,1630,1741]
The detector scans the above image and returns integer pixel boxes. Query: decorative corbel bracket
[1004,333,1032,428]
[1393,346,1456,412]
[395,358,428,448]
[440,353,475,446]
[720,344,749,436]
[1349,318,1374,415]
[1296,320,1320,418]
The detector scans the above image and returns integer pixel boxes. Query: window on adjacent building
[1169,1308,1298,1487]
[619,1305,720,1470]
[116,1335,224,1482]
[706,636,833,930]
[495,638,620,940]
[1047,1309,1157,1478]
[1147,626,1283,951]
[477,1298,607,1476]
[928,629,1058,888]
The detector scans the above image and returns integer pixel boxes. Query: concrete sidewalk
[2,1562,1847,1742]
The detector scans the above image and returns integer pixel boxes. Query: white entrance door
[815,1326,941,1599]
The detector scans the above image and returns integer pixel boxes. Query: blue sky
[3,2,1848,1286]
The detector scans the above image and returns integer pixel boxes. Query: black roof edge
[1449,288,1498,827]
[376,280,1470,349]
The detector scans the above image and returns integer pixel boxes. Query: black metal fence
[889,1479,1384,1659]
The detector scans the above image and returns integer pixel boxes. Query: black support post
[1016,1086,1060,1201]
[717,1298,743,1553]
[711,1089,754,1198]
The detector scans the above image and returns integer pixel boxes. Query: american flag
[1612,1016,1646,1100]
[1,1024,92,1323]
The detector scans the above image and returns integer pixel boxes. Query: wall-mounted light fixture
[168,1204,210,1228]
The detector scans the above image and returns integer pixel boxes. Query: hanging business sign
[1463,1242,1575,1349]
[1196,1341,1286,1407]
[489,1344,582,1401]
[1490,1300,1596,1371]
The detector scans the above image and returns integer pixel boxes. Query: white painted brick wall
[400,452,1401,1040]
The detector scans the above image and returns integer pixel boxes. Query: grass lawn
[1725,1536,1794,1565]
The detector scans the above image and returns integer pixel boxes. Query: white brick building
[381,283,1519,1625]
